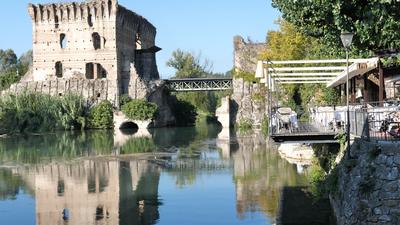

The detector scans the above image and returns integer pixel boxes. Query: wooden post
[363,74,369,104]
[378,60,385,106]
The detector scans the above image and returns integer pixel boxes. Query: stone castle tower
[27,0,160,98]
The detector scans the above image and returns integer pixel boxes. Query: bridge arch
[119,121,139,135]
[113,111,152,133]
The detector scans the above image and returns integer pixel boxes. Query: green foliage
[166,49,212,78]
[0,49,32,91]
[172,99,198,126]
[335,131,348,152]
[308,162,327,199]
[121,99,157,121]
[167,49,225,117]
[232,69,257,83]
[0,92,60,133]
[261,19,312,61]
[261,116,269,137]
[236,119,253,132]
[88,100,114,129]
[0,169,23,200]
[271,0,400,54]
[0,49,17,72]
[120,137,156,154]
[0,92,89,134]
[58,93,86,130]
[312,143,340,172]
[119,94,132,107]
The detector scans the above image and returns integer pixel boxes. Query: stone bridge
[113,95,232,132]
[113,111,152,131]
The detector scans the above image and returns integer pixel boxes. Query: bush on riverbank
[0,92,117,134]
[121,99,158,121]
[88,100,114,129]
[0,92,88,133]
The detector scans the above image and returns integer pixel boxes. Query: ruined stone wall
[231,36,266,127]
[331,139,400,225]
[116,5,159,95]
[1,79,120,106]
[28,0,118,81]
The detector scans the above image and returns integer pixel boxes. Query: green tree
[167,49,222,117]
[0,49,17,72]
[166,49,212,78]
[271,0,400,54]
[0,49,32,91]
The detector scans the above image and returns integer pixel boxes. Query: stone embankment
[331,139,400,225]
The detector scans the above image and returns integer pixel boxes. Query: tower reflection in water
[0,125,309,225]
[12,159,161,225]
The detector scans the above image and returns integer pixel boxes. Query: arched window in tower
[55,15,59,29]
[60,34,67,49]
[88,14,93,27]
[92,33,101,50]
[55,61,63,78]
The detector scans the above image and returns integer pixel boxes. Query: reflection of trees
[0,169,24,200]
[119,161,161,225]
[0,131,114,164]
[151,120,221,149]
[0,131,160,165]
[120,137,157,154]
[232,133,308,220]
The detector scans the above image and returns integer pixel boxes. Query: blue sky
[0,0,280,78]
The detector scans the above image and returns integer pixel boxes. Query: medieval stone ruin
[2,0,175,126]
[231,36,267,127]
[4,1,156,104]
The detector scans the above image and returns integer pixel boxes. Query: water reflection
[9,159,160,225]
[0,123,308,225]
[230,132,308,220]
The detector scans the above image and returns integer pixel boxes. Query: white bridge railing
[165,78,232,92]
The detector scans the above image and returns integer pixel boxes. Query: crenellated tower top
[28,0,118,24]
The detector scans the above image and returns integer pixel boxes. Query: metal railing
[165,78,232,92]
[310,104,400,142]
[271,104,400,142]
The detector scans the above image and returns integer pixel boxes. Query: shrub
[88,100,114,129]
[57,93,86,130]
[121,99,157,121]
[0,92,60,133]
[119,94,132,107]
[236,119,253,132]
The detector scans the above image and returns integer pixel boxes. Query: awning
[326,58,379,87]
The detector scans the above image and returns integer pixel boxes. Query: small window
[92,33,101,50]
[55,61,63,77]
[108,0,112,17]
[60,34,67,49]
[86,63,94,79]
[55,15,59,29]
[88,14,93,27]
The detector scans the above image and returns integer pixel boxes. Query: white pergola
[255,58,379,89]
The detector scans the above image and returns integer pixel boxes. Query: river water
[0,123,309,225]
